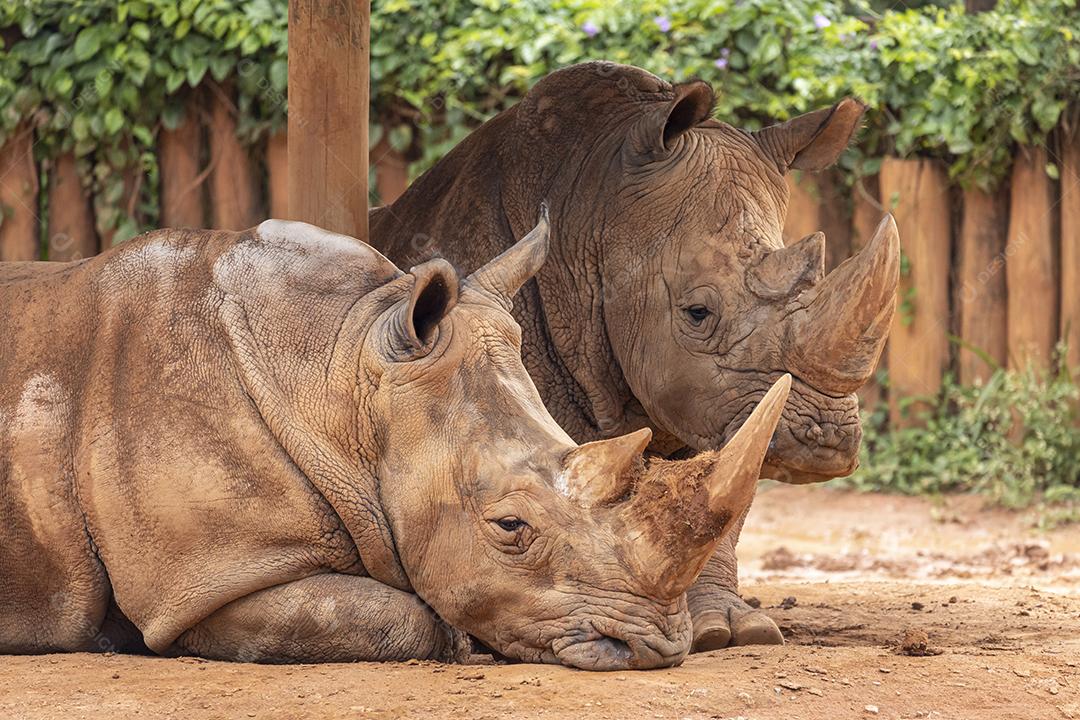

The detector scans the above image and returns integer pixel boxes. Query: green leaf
[104,107,124,135]
[73,26,104,62]
[186,56,209,87]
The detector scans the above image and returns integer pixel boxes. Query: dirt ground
[3,485,1078,720]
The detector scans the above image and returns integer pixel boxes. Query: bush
[847,359,1080,508]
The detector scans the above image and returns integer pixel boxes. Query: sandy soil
[3,485,1078,720]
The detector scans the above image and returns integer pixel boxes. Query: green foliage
[0,0,1078,231]
[0,0,287,240]
[846,361,1080,509]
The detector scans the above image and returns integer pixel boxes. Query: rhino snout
[551,615,690,671]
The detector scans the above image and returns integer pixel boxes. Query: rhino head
[504,63,899,481]
[371,211,790,669]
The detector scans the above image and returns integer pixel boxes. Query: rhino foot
[691,592,784,652]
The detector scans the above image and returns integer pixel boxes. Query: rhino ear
[753,97,866,172]
[396,258,459,351]
[629,80,714,158]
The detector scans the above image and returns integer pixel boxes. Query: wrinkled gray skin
[372,62,899,650]
[0,217,788,670]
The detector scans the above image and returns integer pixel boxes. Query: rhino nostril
[598,635,632,659]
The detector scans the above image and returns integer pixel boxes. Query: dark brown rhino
[0,212,792,670]
[372,62,900,650]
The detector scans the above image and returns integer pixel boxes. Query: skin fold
[0,213,791,670]
[372,62,900,650]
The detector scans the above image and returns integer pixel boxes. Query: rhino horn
[627,376,791,599]
[747,232,825,299]
[560,428,653,507]
[466,203,550,308]
[785,214,900,395]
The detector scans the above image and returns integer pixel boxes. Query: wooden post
[288,0,370,243]
[1006,145,1058,370]
[0,125,39,261]
[47,153,97,261]
[1061,127,1080,370]
[880,157,952,427]
[957,185,1008,383]
[160,106,206,229]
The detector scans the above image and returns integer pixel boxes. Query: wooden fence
[1,93,1077,424]
[784,132,1079,424]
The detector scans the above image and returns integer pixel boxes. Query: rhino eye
[495,517,527,533]
[685,305,711,325]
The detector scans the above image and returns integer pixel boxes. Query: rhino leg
[173,574,460,663]
[686,507,784,651]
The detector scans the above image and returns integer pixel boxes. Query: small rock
[1014,669,1031,678]
[865,705,880,714]
[948,596,958,604]
[911,601,925,611]
[899,628,941,656]
[879,667,892,674]
[457,670,485,681]
[779,681,803,691]
[807,688,824,697]
[744,596,762,609]
[780,596,798,610]
[805,666,828,675]
[111,673,120,680]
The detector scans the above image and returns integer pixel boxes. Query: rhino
[372,62,900,650]
[0,212,793,670]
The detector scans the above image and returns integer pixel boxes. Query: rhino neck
[372,109,643,444]
[217,237,413,592]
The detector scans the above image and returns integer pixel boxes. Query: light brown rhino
[0,211,792,670]
[372,62,900,650]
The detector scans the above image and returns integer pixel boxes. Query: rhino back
[0,226,397,653]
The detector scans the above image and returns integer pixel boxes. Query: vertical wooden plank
[47,153,97,261]
[208,86,261,230]
[160,107,206,229]
[0,125,39,261]
[266,131,289,219]
[370,133,409,206]
[1006,145,1058,370]
[783,171,820,246]
[817,169,852,272]
[288,0,370,243]
[851,173,885,410]
[957,186,1008,383]
[1060,128,1080,370]
[880,157,952,427]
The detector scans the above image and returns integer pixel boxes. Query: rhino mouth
[719,374,860,484]
[551,627,686,671]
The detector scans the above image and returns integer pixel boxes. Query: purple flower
[654,15,672,33]
[869,39,879,50]
[714,47,731,69]
[813,13,831,30]
[582,20,600,37]
[839,32,852,43]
